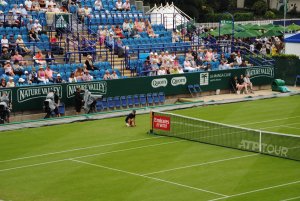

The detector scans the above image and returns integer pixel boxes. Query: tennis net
[150,111,300,161]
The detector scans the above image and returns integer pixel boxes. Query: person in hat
[125,110,136,127]
[6,77,15,88]
[110,70,118,79]
[82,70,93,81]
[17,77,25,86]
[19,4,27,16]
[85,55,98,71]
[55,73,64,83]
[16,35,31,54]
[103,70,111,80]
[37,66,48,84]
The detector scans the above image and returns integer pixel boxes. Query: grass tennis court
[0,95,300,201]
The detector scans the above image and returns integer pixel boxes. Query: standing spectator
[6,77,15,87]
[115,0,123,11]
[122,0,130,11]
[74,87,83,115]
[24,0,33,10]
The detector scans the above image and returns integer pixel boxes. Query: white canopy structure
[146,2,192,30]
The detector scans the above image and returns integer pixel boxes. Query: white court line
[208,180,300,201]
[281,196,300,201]
[282,125,300,130]
[0,136,164,163]
[69,159,228,198]
[238,116,300,126]
[143,153,258,176]
[0,140,181,173]
[259,122,300,130]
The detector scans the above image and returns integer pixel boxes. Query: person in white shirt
[218,60,230,70]
[82,71,93,81]
[115,0,123,11]
[235,53,243,65]
[1,35,9,48]
[33,19,42,34]
[183,58,196,72]
[110,71,119,79]
[122,0,130,11]
[11,4,20,15]
[19,4,28,16]
[94,0,103,10]
[122,19,131,32]
[243,74,254,93]
[24,0,32,10]
[157,66,166,76]
[52,3,60,12]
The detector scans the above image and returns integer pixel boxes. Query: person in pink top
[134,18,143,32]
[37,66,49,84]
[45,65,55,82]
[11,51,27,66]
[205,49,213,62]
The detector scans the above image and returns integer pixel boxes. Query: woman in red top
[114,25,124,39]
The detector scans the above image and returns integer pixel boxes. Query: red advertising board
[153,115,171,131]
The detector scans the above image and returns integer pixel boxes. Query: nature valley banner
[0,67,274,112]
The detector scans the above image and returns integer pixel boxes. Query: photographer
[0,92,11,123]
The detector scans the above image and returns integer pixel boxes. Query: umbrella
[263,30,283,37]
[287,23,300,31]
[247,29,263,37]
[234,31,256,38]
[268,25,285,32]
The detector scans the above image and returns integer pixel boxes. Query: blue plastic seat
[114,96,121,108]
[158,92,165,104]
[147,93,153,105]
[127,95,133,107]
[121,96,127,108]
[152,93,159,104]
[107,97,115,109]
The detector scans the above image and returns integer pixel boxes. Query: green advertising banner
[0,66,274,112]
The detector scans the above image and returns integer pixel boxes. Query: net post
[259,131,262,153]
[149,110,154,134]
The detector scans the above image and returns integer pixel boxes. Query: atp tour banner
[0,66,274,112]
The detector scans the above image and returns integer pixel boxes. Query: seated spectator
[0,78,6,88]
[6,77,15,88]
[0,0,8,6]
[37,66,49,84]
[219,60,230,70]
[115,0,123,11]
[33,50,46,65]
[11,4,19,15]
[19,4,27,16]
[239,60,247,68]
[114,25,125,38]
[110,71,119,79]
[129,25,140,38]
[243,74,254,93]
[238,74,248,94]
[45,65,54,82]
[219,53,227,63]
[74,67,83,81]
[205,48,213,62]
[4,61,15,76]
[68,72,77,83]
[128,19,134,30]
[139,18,145,31]
[85,55,98,71]
[11,51,27,66]
[8,35,17,53]
[157,66,166,76]
[134,18,143,32]
[172,30,181,43]
[16,77,26,86]
[231,75,245,94]
[147,25,157,38]
[103,70,111,80]
[212,49,219,61]
[16,35,31,54]
[1,47,11,63]
[0,11,5,26]
[106,32,115,49]
[122,0,130,11]
[1,35,9,48]
[203,63,212,71]
[45,51,55,64]
[31,0,40,11]
[27,19,34,31]
[82,70,93,81]
[170,66,180,74]
[227,53,236,65]
[55,73,64,83]
[185,49,194,61]
[94,0,103,10]
[13,60,24,76]
[29,67,38,83]
[142,60,152,76]
[24,0,32,11]
[83,5,91,17]
[77,4,85,23]
[122,19,131,32]
[236,53,243,65]
[195,55,203,68]
[33,19,43,35]
[29,28,40,42]
[115,38,126,57]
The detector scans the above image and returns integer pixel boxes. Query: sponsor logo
[246,67,274,79]
[17,86,62,103]
[151,78,168,88]
[67,82,107,98]
[171,76,187,86]
[200,73,209,85]
[0,89,12,101]
[238,140,288,157]
[153,115,171,131]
